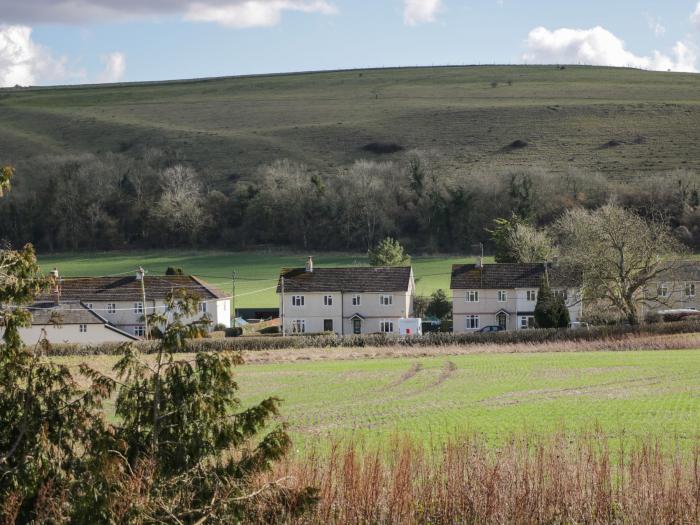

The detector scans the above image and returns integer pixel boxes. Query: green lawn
[63,348,700,449]
[38,251,483,308]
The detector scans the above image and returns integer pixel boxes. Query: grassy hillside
[56,348,700,448]
[3,65,700,182]
[38,251,479,308]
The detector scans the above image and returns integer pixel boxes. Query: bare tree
[154,165,205,242]
[553,203,685,325]
[508,222,556,263]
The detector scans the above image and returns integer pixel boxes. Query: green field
[4,65,700,182]
[38,251,481,308]
[63,348,700,448]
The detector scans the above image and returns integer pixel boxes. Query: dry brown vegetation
[247,433,700,524]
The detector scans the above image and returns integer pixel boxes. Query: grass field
[38,250,480,308]
[59,348,700,448]
[4,65,700,182]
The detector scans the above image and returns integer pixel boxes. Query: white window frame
[520,316,535,330]
[658,284,669,298]
[554,289,568,301]
[466,315,480,330]
[497,290,507,302]
[134,325,146,337]
[79,324,87,333]
[107,303,116,314]
[465,290,479,303]
[380,294,393,306]
[134,302,144,314]
[291,319,306,334]
[198,302,208,313]
[685,282,696,298]
[380,320,394,333]
[352,294,361,306]
[526,290,537,302]
[323,295,333,306]
[291,295,305,307]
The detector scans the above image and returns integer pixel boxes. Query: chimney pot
[306,257,314,273]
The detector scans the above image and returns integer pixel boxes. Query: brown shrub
[247,433,700,524]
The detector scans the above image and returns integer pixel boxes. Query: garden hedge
[45,320,700,356]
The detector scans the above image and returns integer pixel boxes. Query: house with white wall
[451,262,583,333]
[5,302,138,346]
[277,258,415,335]
[640,261,700,318]
[38,271,231,338]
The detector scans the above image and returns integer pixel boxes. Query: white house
[38,271,232,339]
[277,257,415,335]
[5,302,138,346]
[451,262,583,333]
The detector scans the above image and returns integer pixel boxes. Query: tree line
[3,148,700,253]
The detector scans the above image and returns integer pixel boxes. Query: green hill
[3,65,700,181]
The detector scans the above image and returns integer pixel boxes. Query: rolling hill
[2,65,700,183]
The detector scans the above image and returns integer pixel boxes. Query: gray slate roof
[39,275,229,303]
[29,302,105,325]
[450,263,580,290]
[277,267,412,293]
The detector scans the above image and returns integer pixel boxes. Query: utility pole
[138,267,149,341]
[280,276,285,337]
[231,270,237,331]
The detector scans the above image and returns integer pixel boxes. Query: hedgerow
[48,320,700,356]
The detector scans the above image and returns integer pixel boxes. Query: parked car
[478,325,504,333]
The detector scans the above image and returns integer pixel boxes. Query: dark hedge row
[46,320,700,357]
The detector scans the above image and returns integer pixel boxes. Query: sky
[1,0,700,87]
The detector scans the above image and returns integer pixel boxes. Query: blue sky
[1,0,700,86]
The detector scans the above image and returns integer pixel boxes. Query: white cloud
[692,2,700,31]
[523,26,697,73]
[185,0,335,28]
[0,25,77,87]
[403,0,442,26]
[97,51,126,83]
[644,14,665,37]
[0,0,336,28]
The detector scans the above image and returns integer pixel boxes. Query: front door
[497,312,508,330]
[353,318,362,334]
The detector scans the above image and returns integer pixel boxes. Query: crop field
[59,348,700,449]
[38,250,478,307]
[3,65,700,182]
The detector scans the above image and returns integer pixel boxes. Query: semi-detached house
[277,258,415,335]
[34,271,231,340]
[451,262,583,333]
